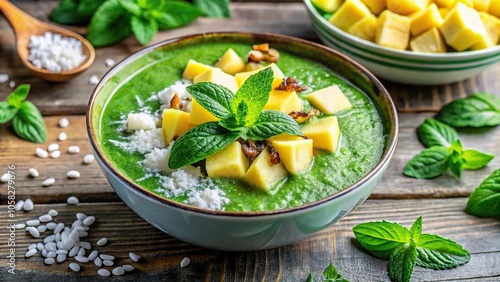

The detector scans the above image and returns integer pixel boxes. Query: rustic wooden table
[0,1,499,281]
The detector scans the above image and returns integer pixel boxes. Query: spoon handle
[0,0,41,39]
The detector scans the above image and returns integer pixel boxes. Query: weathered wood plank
[0,199,498,281]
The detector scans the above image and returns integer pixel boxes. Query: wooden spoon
[0,0,95,82]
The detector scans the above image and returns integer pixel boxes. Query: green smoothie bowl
[87,32,398,251]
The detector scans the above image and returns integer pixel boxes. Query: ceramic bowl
[87,32,398,251]
[303,0,500,85]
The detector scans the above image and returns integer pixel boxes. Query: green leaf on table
[436,92,500,128]
[388,242,418,282]
[415,234,471,269]
[87,0,132,47]
[246,110,302,140]
[51,0,89,24]
[0,102,18,123]
[462,149,494,170]
[353,221,410,259]
[447,140,464,178]
[131,15,158,45]
[323,262,349,281]
[403,146,450,179]
[466,169,500,218]
[153,1,202,30]
[138,0,162,10]
[7,84,30,109]
[168,122,240,169]
[12,101,46,143]
[417,118,459,148]
[77,0,106,17]
[306,273,314,282]
[119,0,142,16]
[187,82,233,119]
[193,0,231,18]
[409,216,422,243]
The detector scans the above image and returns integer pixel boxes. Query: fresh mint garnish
[306,262,349,282]
[193,0,231,18]
[130,14,158,45]
[417,118,458,148]
[354,217,470,282]
[436,92,500,128]
[403,146,450,179]
[168,68,302,169]
[0,85,47,143]
[466,169,500,218]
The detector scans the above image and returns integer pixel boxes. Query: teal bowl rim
[87,32,398,217]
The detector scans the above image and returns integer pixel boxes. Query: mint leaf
[7,84,30,109]
[119,0,141,16]
[436,93,500,127]
[403,146,450,179]
[388,242,417,282]
[466,169,500,218]
[323,262,339,279]
[154,1,201,30]
[77,0,106,17]
[246,111,302,140]
[219,115,245,131]
[447,140,464,178]
[12,101,46,143]
[51,0,90,25]
[0,102,18,123]
[138,0,161,9]
[353,221,410,259]
[306,274,314,282]
[168,122,239,169]
[193,0,231,18]
[462,149,494,170]
[416,234,470,269]
[187,82,233,119]
[87,0,132,47]
[232,68,273,125]
[409,216,422,243]
[417,118,458,148]
[131,15,158,45]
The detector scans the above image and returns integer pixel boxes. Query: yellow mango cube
[490,1,500,18]
[435,0,473,7]
[162,109,190,145]
[360,0,386,15]
[347,14,379,41]
[438,7,450,18]
[411,3,443,36]
[243,147,287,191]
[329,0,373,32]
[301,116,341,153]
[439,2,488,51]
[188,99,220,126]
[472,0,490,12]
[182,60,212,81]
[244,62,265,72]
[268,133,304,142]
[194,68,239,94]
[206,142,249,179]
[214,48,245,75]
[410,27,448,53]
[271,139,313,175]
[375,10,412,50]
[235,63,285,89]
[306,85,352,114]
[471,12,500,50]
[264,90,303,114]
[311,0,343,12]
[386,0,429,15]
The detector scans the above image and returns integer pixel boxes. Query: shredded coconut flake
[186,188,229,211]
[157,80,193,112]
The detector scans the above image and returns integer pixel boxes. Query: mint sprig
[0,85,46,143]
[466,169,500,218]
[306,262,349,282]
[168,68,302,169]
[354,217,470,282]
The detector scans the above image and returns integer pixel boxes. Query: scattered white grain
[129,252,139,262]
[44,257,55,265]
[46,251,57,258]
[78,231,88,237]
[122,264,134,272]
[28,168,39,178]
[69,245,79,257]
[76,213,87,221]
[15,200,24,211]
[50,150,61,158]
[79,241,91,250]
[75,256,89,263]
[100,254,114,260]
[77,247,86,257]
[112,266,125,276]
[26,219,40,226]
[9,81,15,88]
[88,250,99,261]
[103,259,114,266]
[53,223,65,234]
[37,243,44,251]
[47,143,59,152]
[98,268,111,277]
[39,214,52,222]
[180,257,190,268]
[35,148,49,158]
[58,132,67,141]
[42,178,55,187]
[41,249,48,257]
[27,226,40,238]
[46,222,57,230]
[82,216,95,226]
[25,249,37,258]
[0,74,8,83]
[14,223,26,229]
[105,59,115,67]
[1,173,10,182]
[89,75,99,85]
[28,244,37,250]
[23,199,34,211]
[67,196,79,205]
[48,209,58,217]
[83,154,95,164]
[68,146,80,154]
[94,256,103,267]
[69,263,80,272]
[45,242,57,252]
[67,170,81,179]
[96,237,107,246]
[37,225,48,233]
[59,117,69,128]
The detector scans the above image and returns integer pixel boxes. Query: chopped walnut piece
[253,43,269,52]
[275,77,307,92]
[267,145,281,165]
[248,50,266,62]
[170,94,183,110]
[289,109,320,123]
[265,48,280,63]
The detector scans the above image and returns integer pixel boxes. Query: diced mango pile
[313,0,500,52]
[162,46,353,191]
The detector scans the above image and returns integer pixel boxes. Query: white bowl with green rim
[304,0,500,85]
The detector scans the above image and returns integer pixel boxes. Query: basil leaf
[462,149,494,170]
[154,1,201,30]
[417,118,458,148]
[388,242,417,282]
[168,122,239,169]
[87,0,132,47]
[119,0,141,16]
[51,0,89,25]
[447,140,464,178]
[416,234,470,269]
[403,146,450,179]
[323,262,339,279]
[131,15,158,45]
[466,169,500,218]
[7,84,30,109]
[436,94,500,127]
[187,82,233,119]
[409,216,422,243]
[246,111,302,141]
[232,68,273,125]
[0,102,18,123]
[12,101,46,143]
[193,0,231,18]
[472,92,500,112]
[353,221,410,259]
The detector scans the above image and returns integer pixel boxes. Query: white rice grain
[27,227,40,238]
[14,223,26,229]
[35,148,49,158]
[83,154,95,164]
[47,143,59,152]
[25,249,37,258]
[48,209,58,217]
[15,200,24,211]
[39,214,52,222]
[26,219,40,226]
[67,196,79,205]
[79,241,91,250]
[103,259,114,266]
[67,170,81,179]
[50,150,61,158]
[88,250,98,261]
[59,117,69,128]
[37,225,47,233]
[89,75,99,85]
[9,81,15,88]
[69,263,80,272]
[0,74,9,83]
[97,268,110,277]
[42,178,55,187]
[112,266,125,276]
[58,132,67,141]
[28,168,39,178]
[105,59,116,67]
[44,257,55,265]
[100,254,114,260]
[180,257,190,268]
[122,264,134,272]
[46,222,57,230]
[75,256,89,263]
[129,252,140,262]
[23,199,34,211]
[96,237,107,246]
[82,216,95,226]
[68,146,80,154]
[94,256,103,267]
